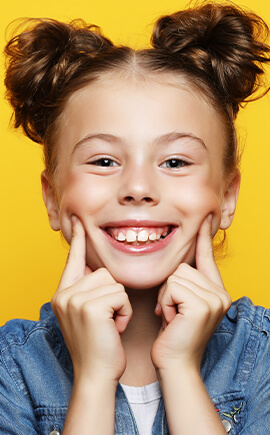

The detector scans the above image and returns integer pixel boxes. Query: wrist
[64,371,117,434]
[73,373,119,396]
[156,355,200,375]
[157,361,201,388]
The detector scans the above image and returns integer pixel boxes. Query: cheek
[172,178,223,231]
[56,174,110,244]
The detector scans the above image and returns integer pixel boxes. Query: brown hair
[4,2,270,183]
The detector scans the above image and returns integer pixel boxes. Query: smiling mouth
[104,225,173,245]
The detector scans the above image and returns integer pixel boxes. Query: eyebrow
[153,132,206,148]
[73,134,121,154]
[73,131,206,152]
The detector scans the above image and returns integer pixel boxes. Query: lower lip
[102,227,178,254]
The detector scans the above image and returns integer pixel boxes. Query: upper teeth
[105,225,170,244]
[137,230,148,242]
[116,229,163,243]
[126,230,137,242]
[118,232,126,241]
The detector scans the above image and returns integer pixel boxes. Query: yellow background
[0,0,270,324]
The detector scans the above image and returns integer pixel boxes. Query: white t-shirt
[120,381,162,435]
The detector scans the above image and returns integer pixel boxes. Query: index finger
[195,214,223,287]
[58,216,90,291]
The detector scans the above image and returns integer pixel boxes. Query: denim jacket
[0,297,269,434]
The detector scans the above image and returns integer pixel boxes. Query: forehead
[57,73,226,161]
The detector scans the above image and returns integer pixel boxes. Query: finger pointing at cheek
[195,214,223,287]
[58,216,92,292]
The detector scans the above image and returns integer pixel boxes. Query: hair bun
[4,19,113,143]
[152,3,270,111]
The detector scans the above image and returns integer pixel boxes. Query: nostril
[124,196,134,202]
[123,196,153,203]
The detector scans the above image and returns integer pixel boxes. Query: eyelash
[160,158,191,169]
[88,157,119,167]
[87,157,191,169]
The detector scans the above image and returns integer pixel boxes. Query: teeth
[107,225,172,244]
[117,232,126,241]
[137,230,149,242]
[126,230,137,242]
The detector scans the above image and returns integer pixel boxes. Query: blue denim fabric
[0,297,269,434]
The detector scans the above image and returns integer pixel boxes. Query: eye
[160,158,190,169]
[88,158,119,167]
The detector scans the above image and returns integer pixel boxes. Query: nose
[118,165,160,206]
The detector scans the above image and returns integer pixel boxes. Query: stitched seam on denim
[35,407,67,417]
[0,326,59,354]
[264,310,270,321]
[116,384,139,434]
[220,298,269,332]
[217,314,267,334]
[162,407,167,435]
[0,327,60,398]
[214,329,234,334]
[1,352,33,400]
[233,315,269,335]
[0,330,8,351]
[0,414,38,434]
[36,414,65,421]
[238,323,261,391]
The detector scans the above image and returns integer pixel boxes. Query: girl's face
[42,75,239,289]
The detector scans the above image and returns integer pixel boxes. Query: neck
[120,286,162,386]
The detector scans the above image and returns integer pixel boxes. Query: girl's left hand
[151,214,231,373]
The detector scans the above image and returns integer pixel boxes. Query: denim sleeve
[0,360,38,434]
[239,323,270,434]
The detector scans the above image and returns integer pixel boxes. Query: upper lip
[100,219,177,228]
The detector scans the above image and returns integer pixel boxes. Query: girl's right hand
[51,216,132,386]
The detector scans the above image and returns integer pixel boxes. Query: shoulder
[0,302,63,353]
[217,296,270,336]
[204,298,270,433]
[0,304,70,433]
[0,302,71,400]
[204,297,270,389]
[206,296,270,391]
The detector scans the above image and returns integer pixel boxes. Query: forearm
[159,365,227,435]
[62,378,117,435]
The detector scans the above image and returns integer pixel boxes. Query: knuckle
[94,267,115,283]
[67,294,81,313]
[81,300,96,320]
[167,275,178,286]
[51,292,66,314]
[119,290,129,304]
[159,292,169,308]
[223,292,232,311]
[98,267,112,277]
[177,263,191,276]
[213,288,232,313]
[198,301,211,320]
[115,283,125,292]
[212,295,224,316]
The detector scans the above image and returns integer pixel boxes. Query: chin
[107,268,168,290]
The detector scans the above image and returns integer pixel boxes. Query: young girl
[1,2,270,434]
